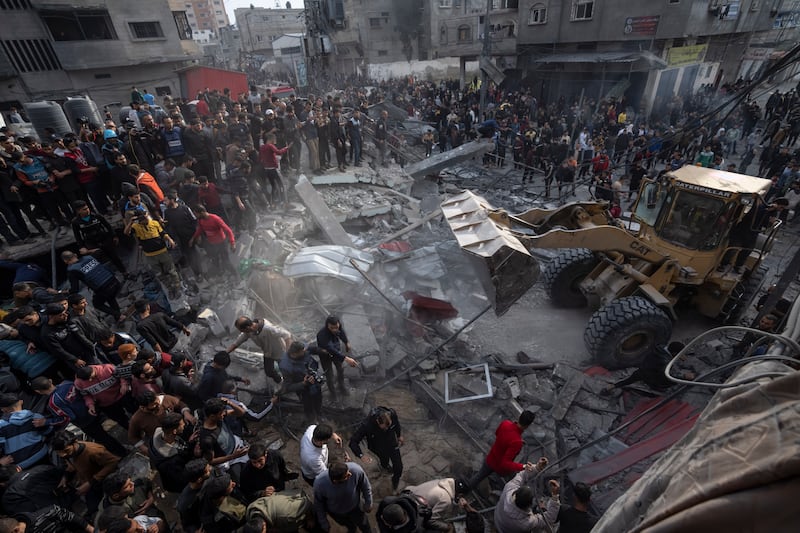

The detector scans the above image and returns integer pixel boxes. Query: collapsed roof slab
[404,140,494,179]
[294,175,354,247]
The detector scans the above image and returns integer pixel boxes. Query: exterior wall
[235,7,305,56]
[176,0,230,36]
[516,0,781,116]
[429,0,519,60]
[0,0,198,106]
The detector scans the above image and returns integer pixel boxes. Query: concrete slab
[341,305,381,355]
[294,175,353,246]
[551,370,585,421]
[404,140,494,178]
[307,172,361,186]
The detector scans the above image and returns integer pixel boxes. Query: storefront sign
[624,15,660,36]
[742,47,773,60]
[667,44,708,67]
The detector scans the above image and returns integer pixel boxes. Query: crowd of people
[3,71,800,532]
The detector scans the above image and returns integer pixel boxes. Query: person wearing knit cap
[114,343,138,380]
[40,301,98,371]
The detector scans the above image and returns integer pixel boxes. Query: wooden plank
[550,370,585,421]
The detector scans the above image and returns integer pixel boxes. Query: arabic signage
[624,15,660,36]
[742,47,774,61]
[667,44,708,67]
[774,11,800,29]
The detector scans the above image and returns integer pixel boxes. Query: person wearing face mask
[70,200,128,274]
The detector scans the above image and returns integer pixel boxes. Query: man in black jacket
[0,464,65,514]
[162,190,201,278]
[134,299,190,352]
[315,316,359,401]
[70,200,127,274]
[40,302,98,371]
[0,505,92,532]
[349,406,404,490]
[182,118,216,182]
[239,442,297,502]
[377,493,432,533]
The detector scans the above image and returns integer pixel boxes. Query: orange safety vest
[136,171,164,204]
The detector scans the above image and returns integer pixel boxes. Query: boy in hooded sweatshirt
[0,393,52,468]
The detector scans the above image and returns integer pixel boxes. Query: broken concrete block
[504,377,521,399]
[360,355,381,374]
[341,305,381,355]
[197,308,226,337]
[294,175,353,246]
[186,324,209,354]
[551,371,585,421]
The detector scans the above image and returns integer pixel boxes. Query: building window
[129,21,165,39]
[439,0,452,7]
[440,24,447,43]
[41,10,117,41]
[0,39,61,72]
[458,24,471,42]
[378,50,388,56]
[370,17,382,28]
[0,0,32,8]
[94,73,111,79]
[528,3,547,24]
[262,16,269,21]
[257,35,263,42]
[669,0,680,3]
[571,0,594,20]
[173,11,193,40]
[492,0,519,8]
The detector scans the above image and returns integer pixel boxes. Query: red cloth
[198,182,223,209]
[192,213,235,245]
[486,420,525,475]
[259,142,289,169]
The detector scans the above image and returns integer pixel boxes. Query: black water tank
[22,101,71,140]
[63,96,103,132]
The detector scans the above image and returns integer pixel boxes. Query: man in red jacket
[468,410,535,490]
[190,204,237,279]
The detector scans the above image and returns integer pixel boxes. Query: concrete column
[459,56,466,90]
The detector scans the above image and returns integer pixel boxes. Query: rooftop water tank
[63,96,103,132]
[22,101,71,141]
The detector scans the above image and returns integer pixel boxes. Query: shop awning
[533,50,668,70]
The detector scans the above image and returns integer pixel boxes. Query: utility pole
[479,0,492,120]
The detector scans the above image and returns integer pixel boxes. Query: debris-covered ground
[6,135,800,528]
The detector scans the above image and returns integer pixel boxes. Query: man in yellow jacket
[124,211,182,298]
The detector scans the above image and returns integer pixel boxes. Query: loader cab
[633,168,769,254]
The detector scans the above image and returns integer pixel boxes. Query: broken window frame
[444,363,494,404]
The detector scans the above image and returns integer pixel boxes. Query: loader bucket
[441,191,540,315]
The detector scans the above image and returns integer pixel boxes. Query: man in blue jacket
[0,393,51,469]
[61,250,121,321]
[30,376,127,457]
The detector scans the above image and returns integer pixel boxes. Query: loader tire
[543,248,598,308]
[719,264,768,325]
[584,296,672,369]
